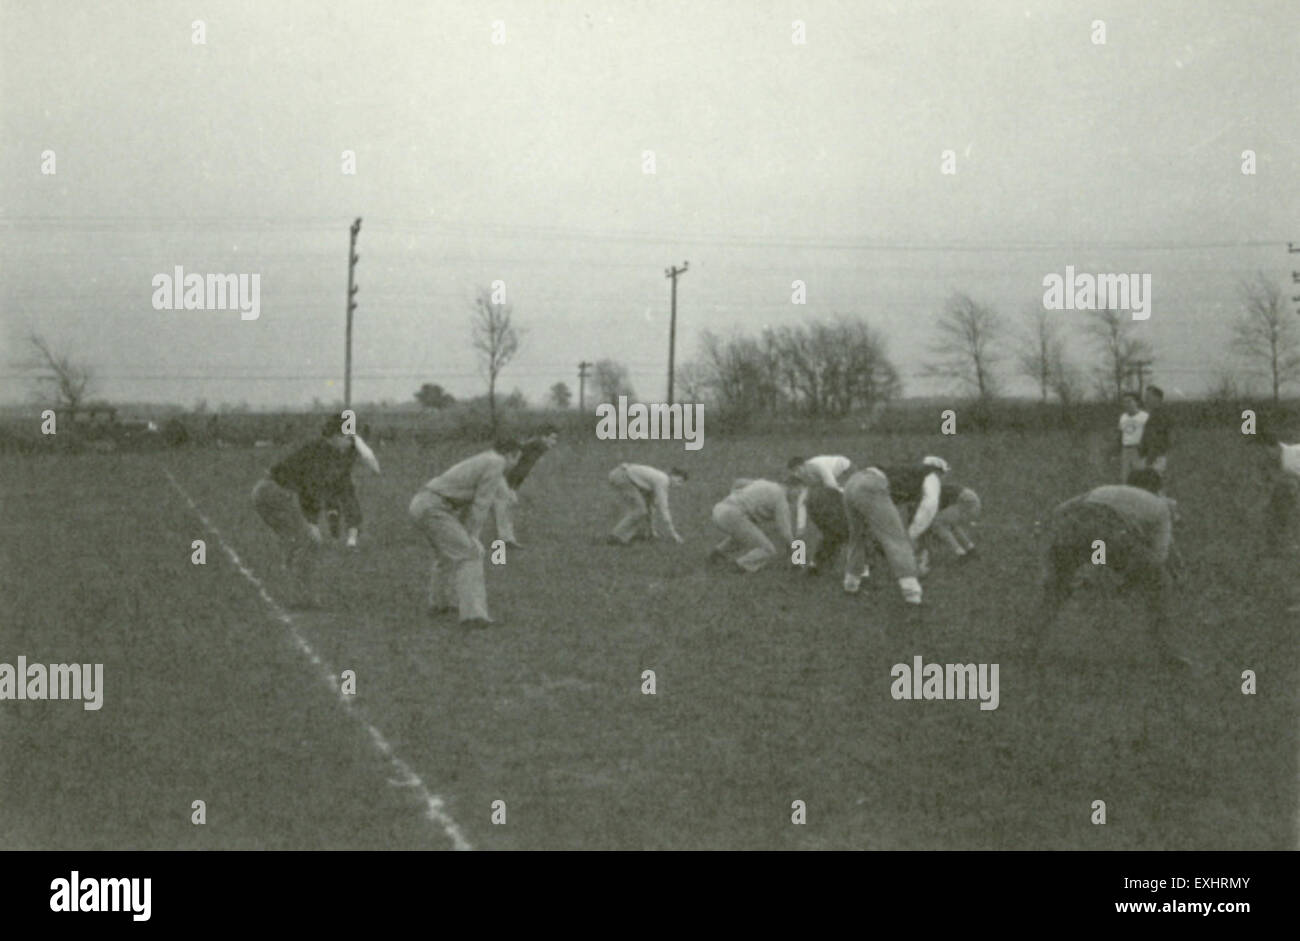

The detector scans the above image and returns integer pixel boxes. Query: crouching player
[251,414,359,607]
[607,463,686,545]
[842,464,926,604]
[323,433,381,548]
[709,477,798,573]
[1029,468,1190,665]
[788,455,852,535]
[922,481,981,566]
[802,481,872,583]
[493,424,559,549]
[409,439,522,628]
[882,456,949,577]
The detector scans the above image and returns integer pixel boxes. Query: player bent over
[607,463,686,544]
[802,481,872,582]
[788,455,852,536]
[842,466,924,604]
[323,433,381,548]
[709,478,797,573]
[251,414,359,607]
[493,424,559,549]
[922,482,981,566]
[1029,468,1189,665]
[409,439,522,629]
[880,456,949,577]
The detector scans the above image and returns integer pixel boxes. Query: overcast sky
[3,0,1298,409]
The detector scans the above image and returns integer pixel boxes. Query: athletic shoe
[843,573,862,594]
[461,617,494,630]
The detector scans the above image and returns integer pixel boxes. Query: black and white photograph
[1,0,1295,915]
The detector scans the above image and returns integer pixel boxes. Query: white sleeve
[908,474,941,541]
[810,459,844,490]
[352,435,380,474]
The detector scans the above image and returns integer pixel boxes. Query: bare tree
[925,294,1003,401]
[470,287,521,433]
[1207,368,1246,405]
[1085,306,1153,403]
[26,332,95,411]
[548,381,572,409]
[673,362,711,404]
[1231,272,1300,404]
[697,317,899,421]
[592,358,636,403]
[1017,308,1068,402]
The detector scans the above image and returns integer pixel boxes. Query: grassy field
[1,427,1295,850]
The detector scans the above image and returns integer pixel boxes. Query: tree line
[20,273,1297,431]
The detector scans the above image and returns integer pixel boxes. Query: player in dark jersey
[493,424,559,549]
[802,481,875,580]
[322,432,380,548]
[250,414,358,607]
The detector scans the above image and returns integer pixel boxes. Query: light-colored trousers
[927,488,980,555]
[843,468,919,581]
[711,499,779,572]
[409,489,489,621]
[1120,445,1141,484]
[251,478,318,602]
[492,483,517,544]
[609,466,653,543]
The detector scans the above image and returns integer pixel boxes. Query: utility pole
[1289,243,1300,315]
[664,261,689,406]
[577,360,592,412]
[343,217,362,409]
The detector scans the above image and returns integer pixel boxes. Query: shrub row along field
[0,428,1294,849]
[2,397,1296,453]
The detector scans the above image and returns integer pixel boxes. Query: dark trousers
[324,477,362,536]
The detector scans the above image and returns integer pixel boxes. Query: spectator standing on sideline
[1137,385,1172,485]
[1118,392,1149,483]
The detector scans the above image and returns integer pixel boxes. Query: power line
[0,215,1286,253]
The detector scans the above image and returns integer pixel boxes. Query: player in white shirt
[607,463,687,545]
[1117,393,1149,483]
[787,455,853,535]
[881,456,949,579]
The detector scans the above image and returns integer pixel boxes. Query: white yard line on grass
[165,470,472,851]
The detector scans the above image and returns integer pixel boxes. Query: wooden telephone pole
[343,217,362,408]
[577,360,592,412]
[1290,242,1300,315]
[664,261,689,405]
